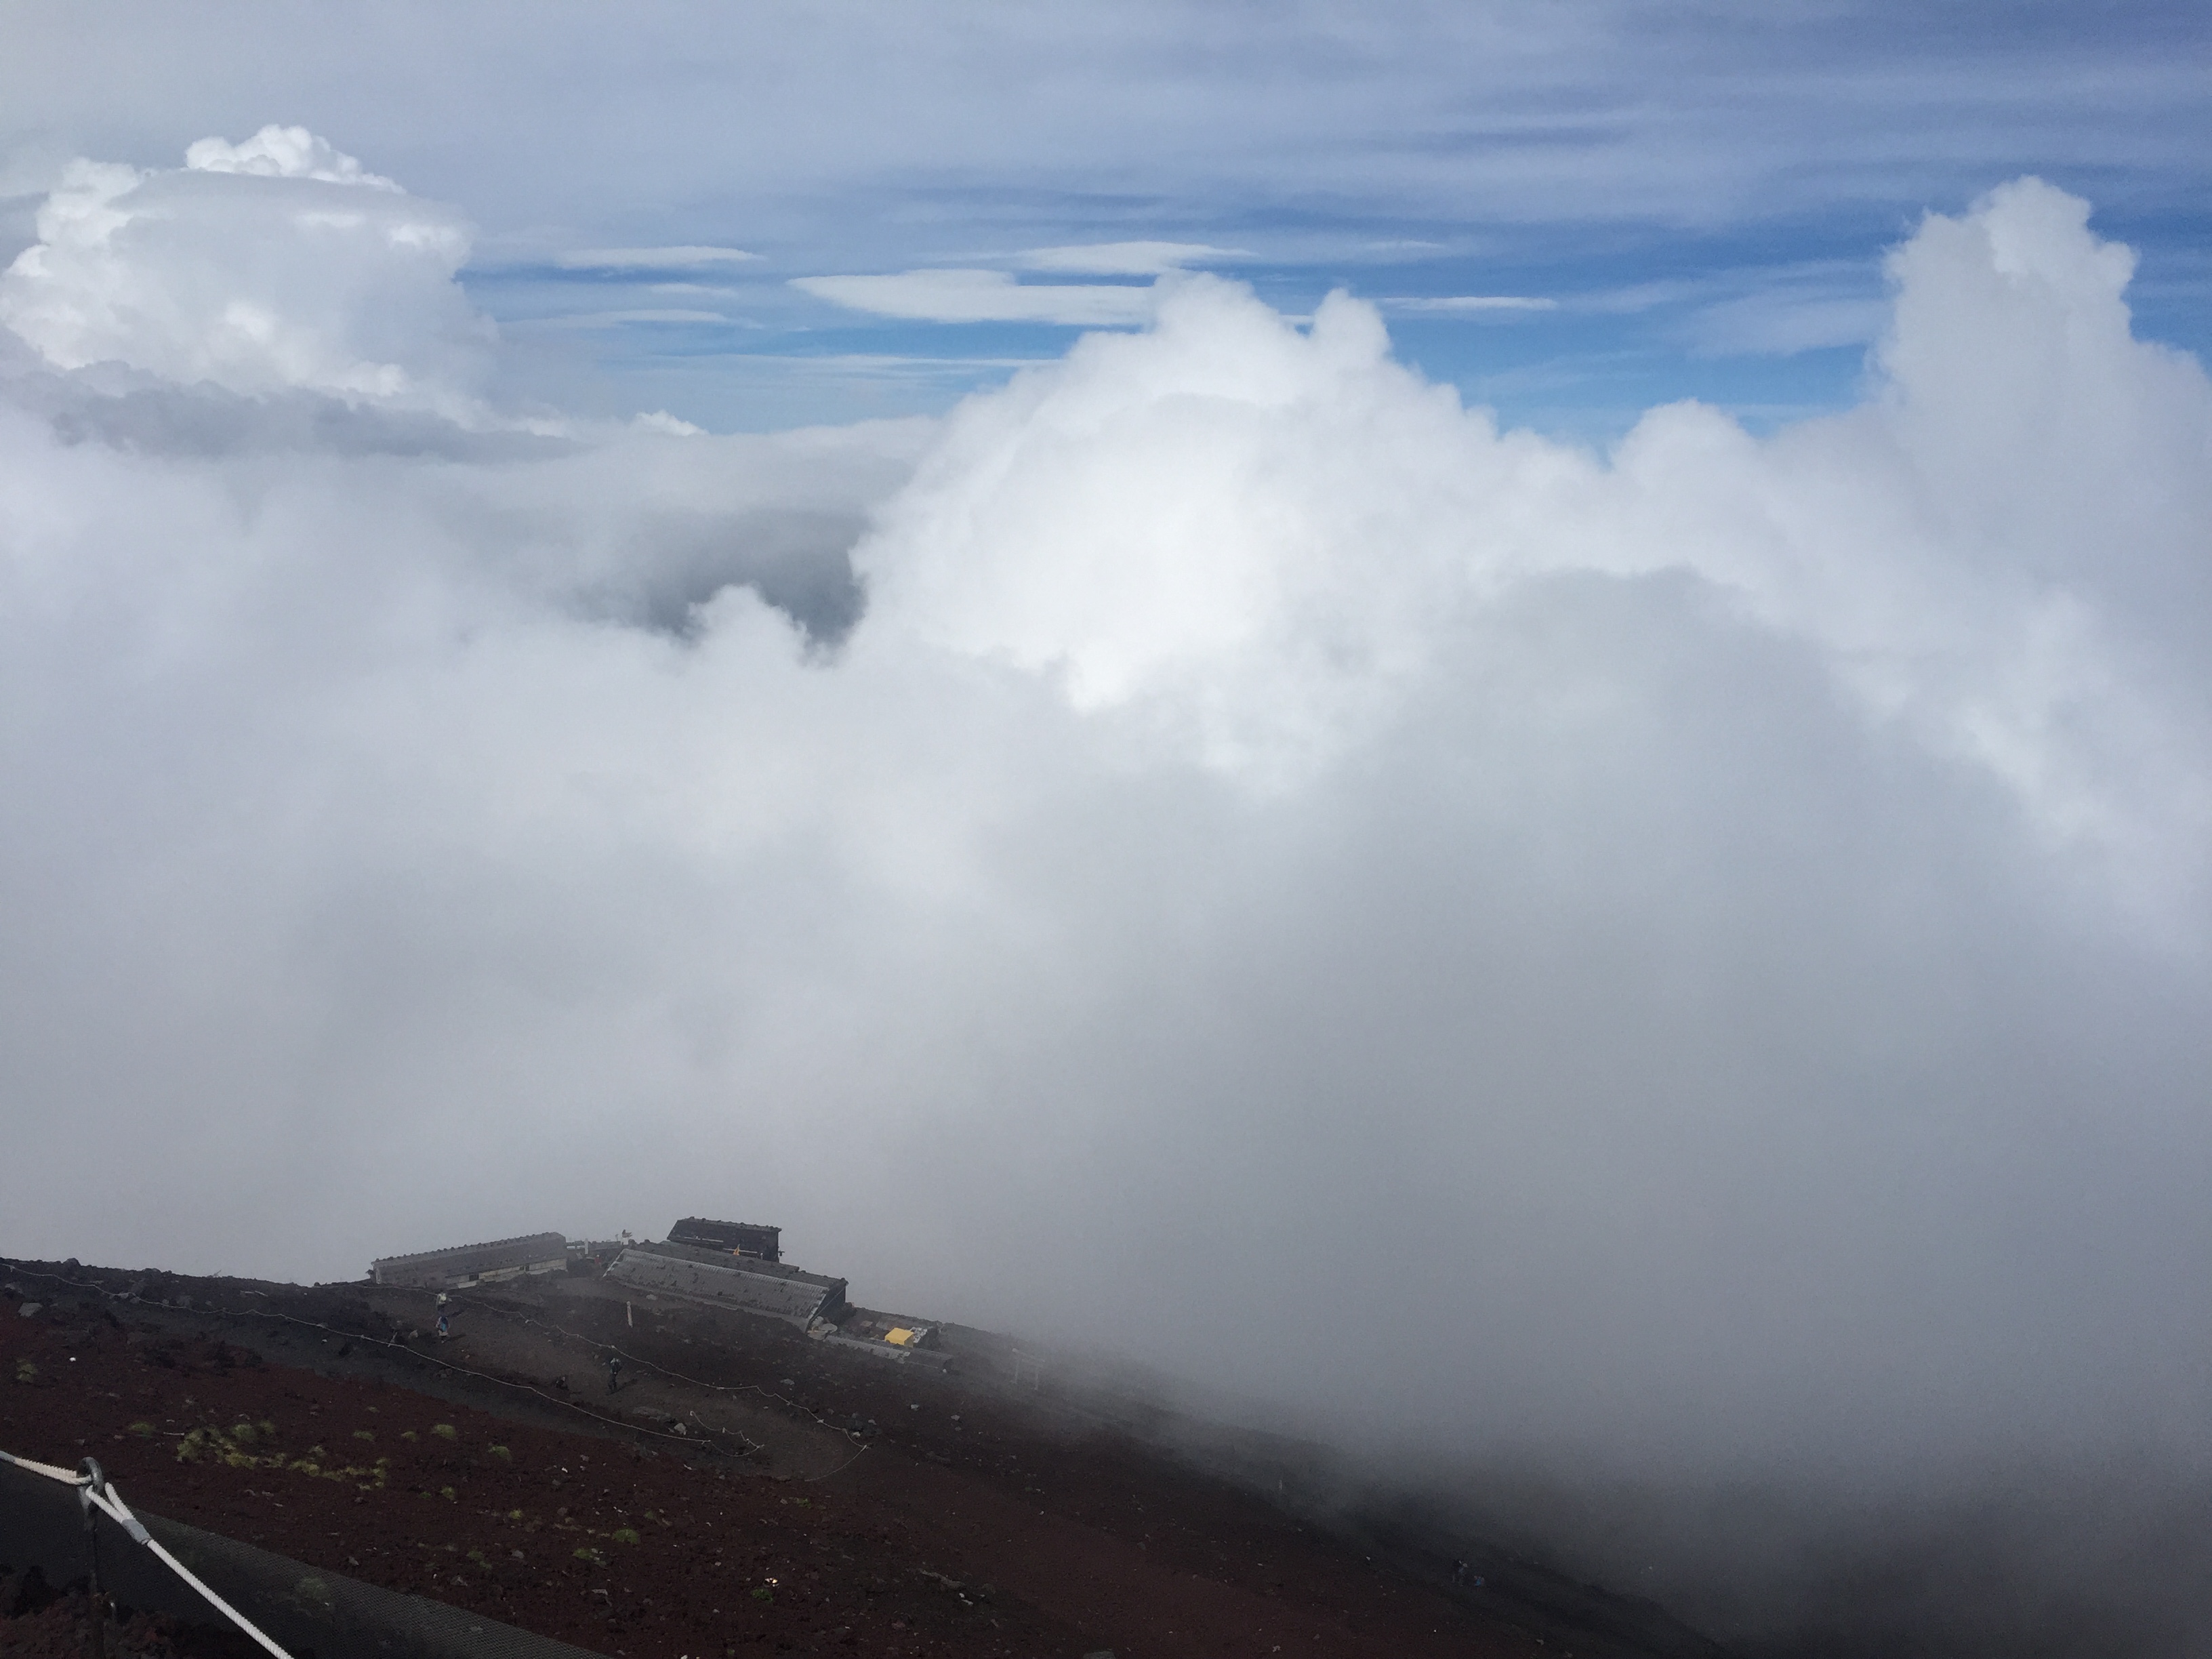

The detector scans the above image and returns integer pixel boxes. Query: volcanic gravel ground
[0,1265,1628,1658]
[0,1574,264,1657]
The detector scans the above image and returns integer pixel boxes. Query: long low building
[668,1217,781,1261]
[369,1232,569,1289]
[817,1305,949,1368]
[602,1240,847,1328]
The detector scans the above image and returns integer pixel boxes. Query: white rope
[81,1479,293,1659]
[0,1446,85,1485]
[3,1445,294,1659]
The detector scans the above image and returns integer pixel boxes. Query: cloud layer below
[3,142,2211,1649]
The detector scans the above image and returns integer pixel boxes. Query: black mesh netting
[1,1460,602,1659]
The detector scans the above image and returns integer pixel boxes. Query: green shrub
[611,1527,640,1545]
[430,1423,458,1442]
[487,1444,511,1462]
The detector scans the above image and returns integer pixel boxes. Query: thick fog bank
[4,140,2210,1651]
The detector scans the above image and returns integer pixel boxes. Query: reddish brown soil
[0,1265,1657,1659]
[0,1576,264,1657]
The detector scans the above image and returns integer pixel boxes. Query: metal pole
[77,1457,108,1659]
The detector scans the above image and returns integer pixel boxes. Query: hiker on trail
[436,1313,449,1340]
[607,1354,623,1395]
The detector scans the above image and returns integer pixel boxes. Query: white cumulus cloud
[0,128,490,413]
[863,179,2211,886]
[182,124,401,189]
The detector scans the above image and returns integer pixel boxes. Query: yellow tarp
[884,1327,915,1347]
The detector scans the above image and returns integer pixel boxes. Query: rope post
[77,1456,108,1659]
[8,1441,293,1659]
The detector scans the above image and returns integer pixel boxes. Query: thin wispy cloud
[792,268,1155,326]
[751,350,1054,379]
[1687,292,1887,356]
[1382,294,1558,314]
[1019,241,1250,276]
[533,308,743,327]
[554,245,762,271]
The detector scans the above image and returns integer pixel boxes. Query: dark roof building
[668,1218,781,1261]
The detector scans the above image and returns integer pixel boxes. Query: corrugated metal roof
[602,1245,845,1328]
[369,1233,568,1287]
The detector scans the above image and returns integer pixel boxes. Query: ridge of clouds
[857,184,2212,915]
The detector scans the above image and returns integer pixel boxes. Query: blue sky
[3,0,2207,438]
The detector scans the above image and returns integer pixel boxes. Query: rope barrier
[0,1446,83,1484]
[294,1292,874,1483]
[1,1442,295,1658]
[238,1304,762,1457]
[444,1292,869,1444]
[434,1292,881,1482]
